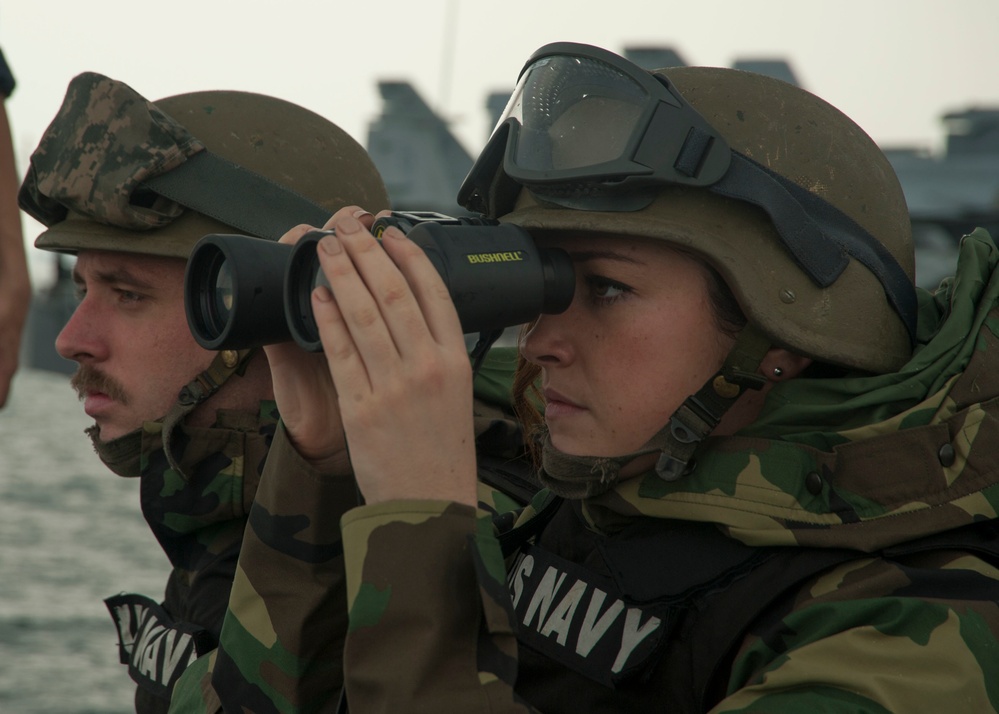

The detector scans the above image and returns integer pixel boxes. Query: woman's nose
[520,308,575,368]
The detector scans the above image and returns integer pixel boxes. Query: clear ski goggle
[458,42,917,346]
[460,42,731,213]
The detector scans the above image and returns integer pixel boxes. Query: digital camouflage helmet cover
[20,72,389,257]
[17,73,391,471]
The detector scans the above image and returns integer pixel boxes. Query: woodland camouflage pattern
[168,348,536,711]
[124,400,279,714]
[138,400,280,632]
[189,229,999,712]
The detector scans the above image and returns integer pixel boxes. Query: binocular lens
[284,231,330,352]
[184,244,233,344]
[214,261,234,319]
[185,234,295,350]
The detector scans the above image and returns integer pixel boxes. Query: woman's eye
[585,275,630,302]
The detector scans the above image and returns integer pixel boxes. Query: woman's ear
[714,347,813,436]
[760,347,812,382]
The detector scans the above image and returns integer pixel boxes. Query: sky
[4,0,999,285]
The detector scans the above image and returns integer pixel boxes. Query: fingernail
[335,215,362,234]
[320,234,342,255]
[352,209,374,219]
[313,286,332,302]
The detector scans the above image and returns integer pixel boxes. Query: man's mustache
[70,365,129,405]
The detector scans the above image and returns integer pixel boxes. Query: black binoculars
[184,211,576,352]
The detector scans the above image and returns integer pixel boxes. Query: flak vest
[500,495,999,712]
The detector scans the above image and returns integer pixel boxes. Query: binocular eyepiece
[184,211,576,352]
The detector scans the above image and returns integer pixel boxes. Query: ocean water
[0,369,169,713]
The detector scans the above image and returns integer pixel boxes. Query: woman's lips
[543,388,586,419]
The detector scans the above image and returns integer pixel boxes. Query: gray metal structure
[366,81,472,216]
[886,108,999,289]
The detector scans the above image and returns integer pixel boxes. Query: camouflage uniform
[103,401,279,711]
[323,229,999,712]
[112,374,531,714]
[165,347,535,712]
[19,72,501,713]
[183,47,999,713]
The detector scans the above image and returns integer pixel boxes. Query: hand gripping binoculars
[184,212,576,352]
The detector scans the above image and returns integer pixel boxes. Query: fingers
[278,223,321,246]
[312,215,464,385]
[379,226,465,352]
[309,214,477,507]
[310,231,373,400]
[311,216,401,400]
[321,205,376,232]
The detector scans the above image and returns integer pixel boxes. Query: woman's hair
[512,253,746,464]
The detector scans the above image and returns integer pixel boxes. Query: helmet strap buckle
[655,327,771,481]
[161,348,254,478]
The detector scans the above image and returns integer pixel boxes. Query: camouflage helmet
[21,72,390,259]
[460,45,914,374]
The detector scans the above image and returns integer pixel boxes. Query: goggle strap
[142,151,331,241]
[772,163,918,346]
[713,153,848,284]
[675,126,715,178]
[713,153,917,346]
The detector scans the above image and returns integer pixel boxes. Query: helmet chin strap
[654,326,771,481]
[160,348,254,477]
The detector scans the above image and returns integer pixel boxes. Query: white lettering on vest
[105,593,202,696]
[509,553,535,608]
[160,629,194,683]
[612,609,662,673]
[507,545,667,685]
[523,566,567,629]
[540,579,588,645]
[575,588,624,657]
[137,622,168,679]
[112,603,139,651]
